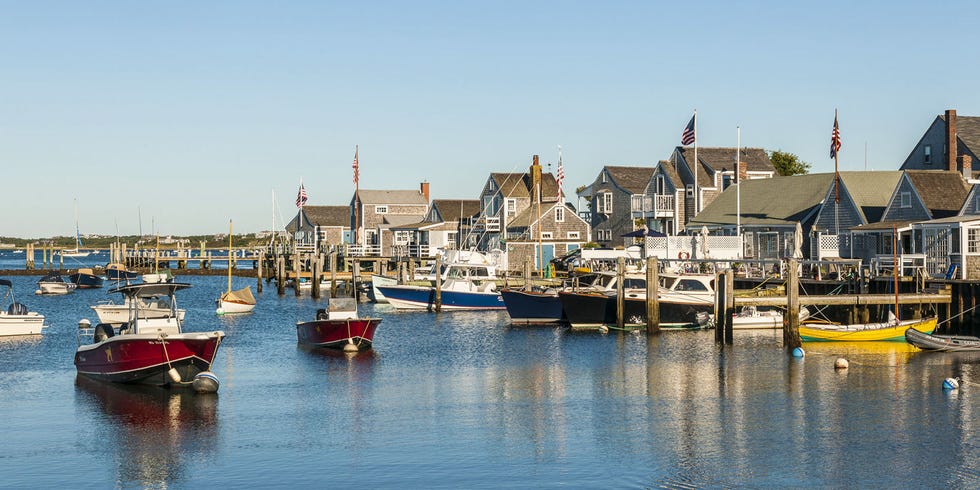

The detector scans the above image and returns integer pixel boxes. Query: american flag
[295,183,307,208]
[352,145,359,185]
[830,112,841,158]
[556,146,564,200]
[681,114,696,146]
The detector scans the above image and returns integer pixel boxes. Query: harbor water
[1,271,978,488]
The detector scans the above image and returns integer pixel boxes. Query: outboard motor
[7,302,27,315]
[93,323,115,343]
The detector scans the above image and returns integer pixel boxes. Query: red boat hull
[74,333,223,386]
[296,318,381,350]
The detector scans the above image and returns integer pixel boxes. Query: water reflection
[74,376,219,488]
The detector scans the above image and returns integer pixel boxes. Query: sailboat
[216,220,256,314]
[799,225,937,342]
[61,199,91,258]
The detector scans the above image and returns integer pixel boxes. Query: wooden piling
[293,252,301,297]
[724,270,734,344]
[256,254,263,293]
[311,255,321,299]
[646,257,660,334]
[784,258,801,349]
[277,256,286,295]
[434,254,443,312]
[330,252,337,298]
[523,257,532,290]
[616,257,625,330]
[714,271,726,343]
[353,260,361,299]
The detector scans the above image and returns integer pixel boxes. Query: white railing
[346,244,382,257]
[872,254,927,277]
[644,235,744,260]
[390,244,434,258]
[484,217,500,232]
[656,195,675,216]
[630,195,675,217]
[814,233,849,259]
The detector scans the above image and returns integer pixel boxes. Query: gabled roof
[432,199,480,222]
[942,114,980,155]
[357,189,428,205]
[689,173,836,227]
[906,170,970,218]
[675,147,775,187]
[382,214,425,226]
[838,171,903,223]
[507,202,575,229]
[604,166,654,194]
[656,160,682,189]
[490,173,559,199]
[301,206,349,227]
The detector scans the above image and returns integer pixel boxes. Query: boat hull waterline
[376,285,504,311]
[500,288,564,324]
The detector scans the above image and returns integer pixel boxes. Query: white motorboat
[0,279,46,336]
[92,296,187,326]
[37,273,77,295]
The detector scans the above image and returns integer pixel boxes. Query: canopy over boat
[110,282,192,298]
[220,286,255,304]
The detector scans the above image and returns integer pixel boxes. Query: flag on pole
[295,182,307,208]
[556,146,564,201]
[352,145,360,185]
[681,114,696,146]
[830,111,841,158]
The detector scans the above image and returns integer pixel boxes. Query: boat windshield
[675,279,710,292]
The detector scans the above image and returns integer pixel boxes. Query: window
[483,196,497,216]
[601,193,612,214]
[541,232,553,240]
[567,231,580,240]
[394,230,410,245]
[900,192,912,208]
[602,171,607,183]
[555,206,565,222]
[447,232,458,248]
[506,198,517,217]
[375,205,388,214]
[656,175,666,194]
[686,184,694,197]
[969,228,980,253]
[924,145,932,164]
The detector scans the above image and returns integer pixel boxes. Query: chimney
[946,109,957,172]
[959,155,972,180]
[420,181,430,202]
[530,155,542,203]
[738,157,748,183]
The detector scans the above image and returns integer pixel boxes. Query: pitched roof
[689,173,836,227]
[604,166,654,194]
[490,172,559,199]
[357,189,428,205]
[838,171,904,223]
[676,147,775,186]
[382,214,425,226]
[432,199,480,222]
[906,170,970,218]
[942,114,980,155]
[300,206,349,227]
[657,160,682,188]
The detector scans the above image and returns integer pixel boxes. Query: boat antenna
[227,220,234,294]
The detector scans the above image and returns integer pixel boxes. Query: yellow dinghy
[799,316,936,342]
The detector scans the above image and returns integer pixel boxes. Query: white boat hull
[0,313,46,336]
[219,299,255,314]
[371,275,397,303]
[38,282,76,295]
[92,305,186,325]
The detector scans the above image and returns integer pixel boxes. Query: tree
[769,150,811,176]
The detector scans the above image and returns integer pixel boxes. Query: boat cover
[222,286,255,304]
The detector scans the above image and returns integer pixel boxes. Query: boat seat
[93,323,115,343]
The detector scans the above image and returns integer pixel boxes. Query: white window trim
[900,192,912,209]
[567,231,580,240]
[541,232,554,240]
[506,198,517,217]
[555,206,564,222]
[375,205,388,214]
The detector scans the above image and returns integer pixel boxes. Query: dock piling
[784,259,802,349]
[646,257,659,334]
[616,257,625,330]
[434,255,443,312]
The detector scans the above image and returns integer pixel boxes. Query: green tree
[769,150,811,176]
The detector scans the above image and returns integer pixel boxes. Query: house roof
[490,172,559,199]
[604,166,654,194]
[357,189,428,205]
[676,147,775,187]
[838,171,903,223]
[906,170,970,218]
[850,220,917,232]
[382,215,425,226]
[299,206,349,227]
[942,114,980,155]
[688,173,836,227]
[432,199,480,222]
[657,160,682,188]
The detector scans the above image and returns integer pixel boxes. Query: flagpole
[736,126,741,239]
[693,110,699,218]
[353,145,360,246]
[834,109,840,236]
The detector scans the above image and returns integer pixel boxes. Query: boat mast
[893,224,899,322]
[227,220,234,294]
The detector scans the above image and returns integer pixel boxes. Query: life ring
[678,251,690,260]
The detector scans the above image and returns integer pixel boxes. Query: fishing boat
[74,282,224,387]
[37,273,77,295]
[375,263,504,310]
[904,328,980,352]
[105,263,139,281]
[369,274,396,303]
[0,279,46,336]
[69,268,104,289]
[216,220,256,314]
[296,298,382,351]
[60,199,91,258]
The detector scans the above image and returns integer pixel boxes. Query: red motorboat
[296,298,381,351]
[75,283,225,388]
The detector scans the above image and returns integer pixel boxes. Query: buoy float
[943,378,959,390]
[791,347,805,358]
[78,319,91,329]
[215,308,225,316]
[343,342,359,353]
[167,368,182,384]
[598,325,609,334]
[193,371,220,394]
[34,289,42,295]
[834,358,849,369]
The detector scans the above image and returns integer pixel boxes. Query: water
[0,273,978,488]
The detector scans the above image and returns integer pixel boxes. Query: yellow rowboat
[799,316,936,342]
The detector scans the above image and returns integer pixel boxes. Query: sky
[3,1,980,238]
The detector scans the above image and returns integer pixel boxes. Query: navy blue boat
[500,288,564,324]
[105,263,139,281]
[68,268,104,289]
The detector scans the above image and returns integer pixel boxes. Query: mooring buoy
[943,378,959,391]
[193,371,220,394]
[791,347,805,358]
[835,358,849,369]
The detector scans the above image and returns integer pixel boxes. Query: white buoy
[215,308,225,316]
[78,318,92,329]
[193,371,220,393]
[835,358,849,369]
[792,347,805,358]
[35,289,42,295]
[598,325,609,334]
[167,367,182,384]
[343,342,359,353]
[943,378,959,390]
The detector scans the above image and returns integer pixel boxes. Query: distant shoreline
[0,268,258,277]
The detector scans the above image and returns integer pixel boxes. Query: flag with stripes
[295,183,307,208]
[556,147,565,200]
[352,146,359,185]
[681,114,696,146]
[830,112,841,158]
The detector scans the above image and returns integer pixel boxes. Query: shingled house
[350,183,430,255]
[900,109,977,179]
[285,205,351,252]
[387,199,480,257]
[580,166,655,246]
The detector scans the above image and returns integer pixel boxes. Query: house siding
[882,178,932,222]
[812,181,865,232]
[901,118,946,170]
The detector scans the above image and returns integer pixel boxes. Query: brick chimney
[946,109,957,172]
[420,181,430,202]
[530,155,542,203]
[738,158,748,183]
[959,155,972,180]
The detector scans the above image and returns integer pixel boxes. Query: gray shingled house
[900,109,977,179]
[285,205,351,252]
[387,199,480,257]
[350,184,430,255]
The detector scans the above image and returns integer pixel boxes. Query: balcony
[631,195,675,218]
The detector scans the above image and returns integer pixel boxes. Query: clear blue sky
[3,1,979,238]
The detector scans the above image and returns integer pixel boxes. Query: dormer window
[602,172,607,183]
[924,145,932,165]
[900,192,912,208]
